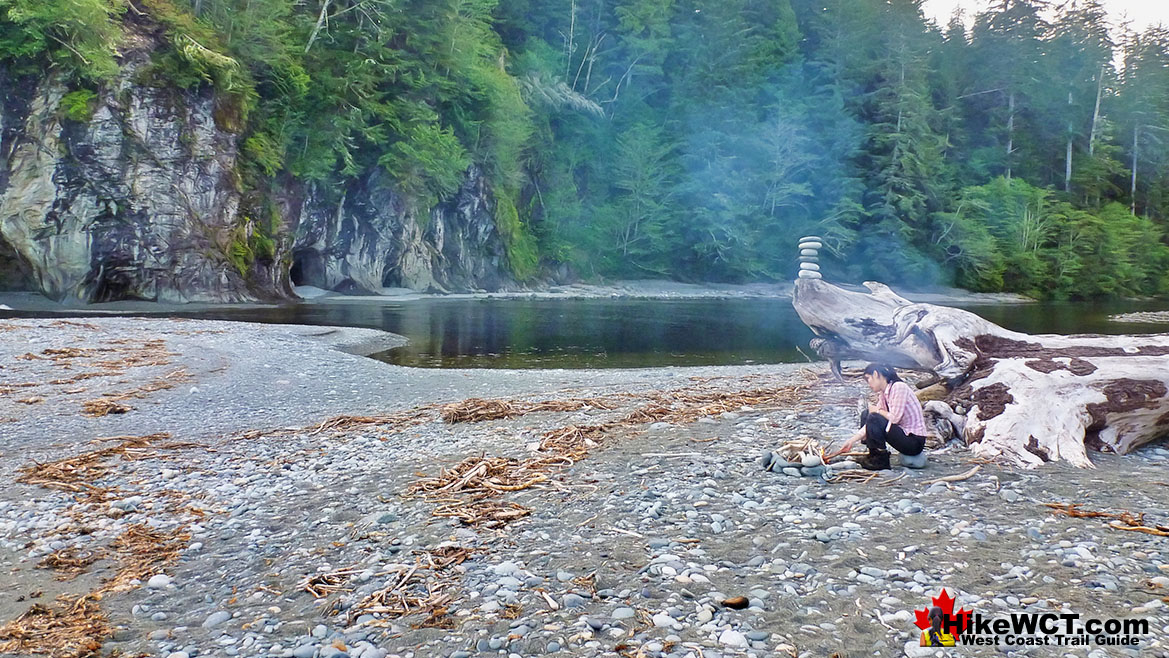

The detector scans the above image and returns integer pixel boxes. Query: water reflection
[3,295,1167,369]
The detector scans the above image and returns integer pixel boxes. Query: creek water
[5,294,1168,369]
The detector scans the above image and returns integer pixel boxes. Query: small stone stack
[759,450,859,478]
[797,235,822,279]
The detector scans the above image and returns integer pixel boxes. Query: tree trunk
[305,0,332,54]
[793,276,1169,468]
[1005,90,1015,180]
[1131,124,1139,216]
[1089,63,1104,156]
[1064,92,1073,193]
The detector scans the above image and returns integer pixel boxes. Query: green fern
[59,89,98,122]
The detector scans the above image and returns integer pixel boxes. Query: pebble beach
[1,317,1168,658]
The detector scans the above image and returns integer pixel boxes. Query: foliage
[59,89,99,122]
[0,0,124,81]
[4,0,1169,298]
[494,189,539,280]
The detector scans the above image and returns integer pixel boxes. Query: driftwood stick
[922,465,981,486]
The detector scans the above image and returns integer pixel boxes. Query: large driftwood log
[792,275,1169,468]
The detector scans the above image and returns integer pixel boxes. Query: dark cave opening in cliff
[0,234,34,292]
[290,249,326,288]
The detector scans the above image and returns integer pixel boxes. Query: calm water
[4,295,1168,369]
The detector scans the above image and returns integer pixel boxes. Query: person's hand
[868,404,881,414]
[840,436,858,452]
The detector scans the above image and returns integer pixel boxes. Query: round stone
[612,607,636,620]
[802,465,827,477]
[147,574,172,589]
[799,262,820,271]
[202,611,231,628]
[718,629,748,647]
[798,241,823,250]
[797,270,822,279]
[562,593,586,608]
[758,451,775,470]
[799,248,818,257]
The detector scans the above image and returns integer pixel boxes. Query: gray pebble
[201,611,230,628]
[563,593,587,608]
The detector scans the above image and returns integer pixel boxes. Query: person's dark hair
[863,363,902,383]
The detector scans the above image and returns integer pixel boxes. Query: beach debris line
[3,335,184,417]
[15,433,196,498]
[79,368,190,417]
[409,378,817,528]
[440,396,620,423]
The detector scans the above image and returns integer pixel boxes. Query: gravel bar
[0,317,1167,658]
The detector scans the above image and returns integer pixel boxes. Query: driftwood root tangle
[793,274,1169,468]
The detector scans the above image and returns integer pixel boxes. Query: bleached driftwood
[792,275,1169,468]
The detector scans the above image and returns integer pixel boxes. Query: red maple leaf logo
[913,588,970,635]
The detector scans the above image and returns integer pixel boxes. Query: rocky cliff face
[286,166,514,294]
[0,52,263,303]
[0,47,517,303]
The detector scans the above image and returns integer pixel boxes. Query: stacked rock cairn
[797,235,822,279]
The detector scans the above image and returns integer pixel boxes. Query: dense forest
[3,0,1169,299]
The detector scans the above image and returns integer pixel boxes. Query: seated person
[839,364,928,470]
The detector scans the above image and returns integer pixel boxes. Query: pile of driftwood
[0,520,192,657]
[3,434,200,657]
[341,546,481,629]
[37,549,102,581]
[106,524,191,592]
[0,594,108,658]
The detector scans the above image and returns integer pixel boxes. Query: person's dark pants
[860,410,925,456]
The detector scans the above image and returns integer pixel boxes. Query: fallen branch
[922,465,981,486]
[1044,502,1169,536]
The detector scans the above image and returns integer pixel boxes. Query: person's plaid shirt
[879,381,928,436]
